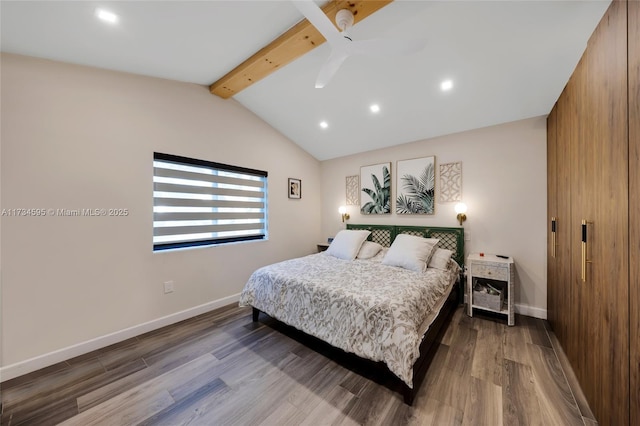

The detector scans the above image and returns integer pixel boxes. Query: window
[153,152,268,251]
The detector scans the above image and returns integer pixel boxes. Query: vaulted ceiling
[1,1,611,160]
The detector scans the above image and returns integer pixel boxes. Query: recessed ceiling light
[441,79,453,91]
[319,121,328,129]
[95,8,118,24]
[370,104,380,113]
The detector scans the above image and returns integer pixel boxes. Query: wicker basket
[473,281,504,311]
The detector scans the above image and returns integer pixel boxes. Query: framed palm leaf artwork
[396,156,435,215]
[360,163,391,214]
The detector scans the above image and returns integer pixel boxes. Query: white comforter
[238,250,459,387]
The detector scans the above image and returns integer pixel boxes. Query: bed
[239,224,464,404]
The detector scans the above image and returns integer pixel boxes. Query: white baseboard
[515,303,547,319]
[0,293,241,383]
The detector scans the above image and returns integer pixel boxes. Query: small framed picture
[288,178,301,199]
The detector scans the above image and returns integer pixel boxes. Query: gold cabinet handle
[551,217,557,258]
[581,219,593,282]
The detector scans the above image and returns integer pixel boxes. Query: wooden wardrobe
[547,1,639,425]
[547,0,640,425]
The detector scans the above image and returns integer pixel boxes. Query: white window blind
[153,152,268,251]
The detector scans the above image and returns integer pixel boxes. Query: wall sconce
[455,202,467,226]
[338,206,350,222]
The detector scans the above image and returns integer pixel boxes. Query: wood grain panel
[583,417,600,426]
[63,354,220,426]
[546,105,559,333]
[462,377,503,426]
[136,378,230,426]
[471,318,503,386]
[628,1,640,425]
[569,49,586,386]
[443,321,477,377]
[503,315,532,365]
[345,381,398,425]
[554,77,574,357]
[579,2,629,424]
[60,389,174,426]
[284,357,349,409]
[1,397,79,426]
[209,1,393,98]
[77,358,170,412]
[521,313,552,348]
[420,366,469,413]
[298,385,360,426]
[527,344,583,425]
[547,321,596,421]
[0,357,106,423]
[553,3,631,423]
[410,397,463,426]
[502,359,543,426]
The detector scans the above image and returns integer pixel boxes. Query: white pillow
[371,247,389,261]
[326,230,371,260]
[356,241,383,259]
[382,234,439,272]
[428,248,453,270]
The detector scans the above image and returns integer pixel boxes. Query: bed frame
[251,224,465,405]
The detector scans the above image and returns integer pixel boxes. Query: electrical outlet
[464,232,471,241]
[163,281,174,294]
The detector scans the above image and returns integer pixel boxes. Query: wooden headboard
[346,224,465,267]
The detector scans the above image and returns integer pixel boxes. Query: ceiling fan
[293,0,425,88]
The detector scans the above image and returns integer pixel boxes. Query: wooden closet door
[555,87,574,361]
[548,83,576,358]
[629,0,639,424]
[574,1,629,424]
[546,106,559,332]
[568,55,587,381]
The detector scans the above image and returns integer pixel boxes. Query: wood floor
[0,304,598,425]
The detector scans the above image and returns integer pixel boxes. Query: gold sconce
[339,206,350,222]
[455,202,467,226]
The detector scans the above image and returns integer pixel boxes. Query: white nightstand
[467,254,515,326]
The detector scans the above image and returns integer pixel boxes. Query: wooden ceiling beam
[209,0,393,99]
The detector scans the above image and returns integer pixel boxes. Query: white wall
[320,117,547,317]
[0,53,548,380]
[0,53,322,376]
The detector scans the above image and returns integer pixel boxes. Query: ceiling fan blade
[315,49,349,88]
[292,0,343,45]
[348,38,426,58]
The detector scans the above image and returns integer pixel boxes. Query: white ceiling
[1,1,611,160]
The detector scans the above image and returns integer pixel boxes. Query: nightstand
[467,254,515,326]
[317,243,330,252]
